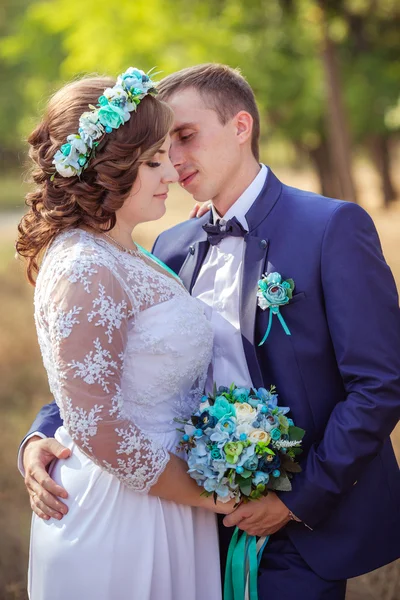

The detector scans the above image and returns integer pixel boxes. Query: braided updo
[16,75,173,284]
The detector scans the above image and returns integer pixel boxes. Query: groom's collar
[190,165,283,240]
[211,164,268,229]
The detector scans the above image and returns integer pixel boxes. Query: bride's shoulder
[39,229,121,288]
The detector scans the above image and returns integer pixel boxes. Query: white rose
[234,402,257,423]
[248,429,271,444]
[104,85,129,103]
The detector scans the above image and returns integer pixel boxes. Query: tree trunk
[369,134,397,208]
[319,4,358,203]
[308,138,342,198]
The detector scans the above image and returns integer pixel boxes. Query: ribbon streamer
[258,306,291,346]
[224,528,269,600]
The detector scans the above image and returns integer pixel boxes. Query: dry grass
[0,163,399,599]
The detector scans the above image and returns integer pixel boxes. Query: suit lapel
[239,168,283,388]
[179,240,210,293]
[178,213,210,292]
[240,235,269,389]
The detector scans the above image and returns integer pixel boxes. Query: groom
[20,64,400,598]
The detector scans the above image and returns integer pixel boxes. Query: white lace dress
[28,229,221,600]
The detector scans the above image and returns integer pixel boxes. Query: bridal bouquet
[178,383,305,600]
[178,384,304,504]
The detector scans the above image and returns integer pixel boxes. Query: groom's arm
[19,401,70,520]
[18,400,63,475]
[283,201,400,529]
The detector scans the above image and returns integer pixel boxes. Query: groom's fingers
[223,507,250,528]
[26,476,68,519]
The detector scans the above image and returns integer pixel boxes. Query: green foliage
[0,0,398,170]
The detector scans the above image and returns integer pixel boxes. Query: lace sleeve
[46,259,170,492]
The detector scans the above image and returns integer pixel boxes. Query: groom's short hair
[158,63,260,161]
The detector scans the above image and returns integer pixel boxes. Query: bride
[16,67,234,600]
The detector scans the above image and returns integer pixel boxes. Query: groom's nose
[169,140,184,170]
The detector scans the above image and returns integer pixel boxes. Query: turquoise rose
[209,397,236,420]
[232,388,249,403]
[243,455,259,471]
[266,272,282,285]
[98,104,126,130]
[219,417,236,434]
[253,471,269,486]
[263,283,289,307]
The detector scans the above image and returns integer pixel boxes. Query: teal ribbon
[136,244,183,283]
[224,528,269,600]
[258,306,291,346]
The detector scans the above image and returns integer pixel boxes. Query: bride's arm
[46,259,232,515]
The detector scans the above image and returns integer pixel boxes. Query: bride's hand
[188,202,212,219]
[206,496,238,515]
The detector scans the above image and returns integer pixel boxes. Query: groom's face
[167,88,242,203]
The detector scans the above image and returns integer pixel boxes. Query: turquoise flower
[98,103,127,130]
[232,388,250,403]
[266,272,282,285]
[253,471,269,486]
[243,455,259,471]
[219,417,236,434]
[209,397,236,420]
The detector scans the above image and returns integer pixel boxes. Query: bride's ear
[234,111,253,146]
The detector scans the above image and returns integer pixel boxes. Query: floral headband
[52,67,158,178]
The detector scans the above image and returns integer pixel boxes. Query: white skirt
[28,426,222,600]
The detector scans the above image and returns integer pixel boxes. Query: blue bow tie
[202,216,248,246]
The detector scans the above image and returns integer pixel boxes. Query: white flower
[236,423,256,437]
[79,111,104,144]
[234,402,257,423]
[248,429,271,444]
[53,150,78,177]
[104,84,129,103]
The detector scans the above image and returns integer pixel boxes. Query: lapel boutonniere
[257,272,295,345]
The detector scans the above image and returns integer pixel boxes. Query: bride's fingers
[188,203,201,219]
[188,202,212,219]
[196,202,212,218]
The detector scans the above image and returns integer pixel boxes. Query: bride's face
[116,136,178,228]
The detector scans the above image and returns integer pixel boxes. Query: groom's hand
[23,436,70,521]
[222,492,291,536]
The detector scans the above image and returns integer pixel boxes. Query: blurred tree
[325,0,400,205]
[1,0,398,204]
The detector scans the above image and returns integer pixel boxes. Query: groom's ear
[234,111,254,147]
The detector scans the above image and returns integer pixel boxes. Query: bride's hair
[16,76,173,285]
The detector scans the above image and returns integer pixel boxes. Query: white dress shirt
[193,164,268,394]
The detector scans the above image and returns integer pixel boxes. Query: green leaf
[240,469,253,479]
[239,479,252,496]
[288,426,306,441]
[286,279,295,291]
[268,474,292,492]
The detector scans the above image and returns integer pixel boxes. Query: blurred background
[0,0,399,598]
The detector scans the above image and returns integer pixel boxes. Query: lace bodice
[34,229,213,492]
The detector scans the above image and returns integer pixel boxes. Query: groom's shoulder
[279,182,370,226]
[152,215,206,257]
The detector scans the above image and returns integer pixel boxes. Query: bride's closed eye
[146,161,161,168]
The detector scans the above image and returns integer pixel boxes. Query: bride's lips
[154,192,168,200]
[179,171,198,188]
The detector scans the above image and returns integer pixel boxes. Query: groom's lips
[179,171,198,188]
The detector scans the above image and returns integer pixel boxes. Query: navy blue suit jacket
[24,169,400,579]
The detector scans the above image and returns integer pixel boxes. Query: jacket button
[260,240,267,249]
[189,245,195,255]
